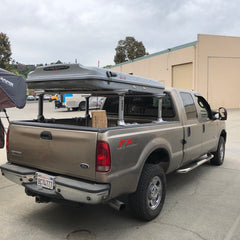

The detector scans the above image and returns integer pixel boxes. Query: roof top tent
[0,68,26,148]
[26,64,165,125]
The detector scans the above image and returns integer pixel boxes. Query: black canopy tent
[0,68,26,109]
[0,68,26,148]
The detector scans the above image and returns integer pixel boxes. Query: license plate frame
[36,172,55,190]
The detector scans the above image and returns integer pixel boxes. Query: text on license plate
[36,172,55,190]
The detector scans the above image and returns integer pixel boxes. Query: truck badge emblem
[118,138,133,147]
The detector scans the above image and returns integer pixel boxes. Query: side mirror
[218,107,227,120]
[211,110,218,120]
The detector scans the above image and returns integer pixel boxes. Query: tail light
[6,129,10,154]
[96,141,111,172]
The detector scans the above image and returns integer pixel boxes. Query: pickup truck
[0,64,227,221]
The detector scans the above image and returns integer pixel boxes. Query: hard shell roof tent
[26,63,165,125]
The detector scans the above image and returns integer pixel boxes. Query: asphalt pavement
[0,102,240,240]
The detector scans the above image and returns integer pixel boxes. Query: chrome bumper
[0,163,110,204]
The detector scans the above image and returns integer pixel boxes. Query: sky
[1,0,240,67]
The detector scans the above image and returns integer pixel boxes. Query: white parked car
[65,94,105,111]
[43,94,52,100]
[27,95,35,101]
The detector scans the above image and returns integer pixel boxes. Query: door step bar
[176,154,214,174]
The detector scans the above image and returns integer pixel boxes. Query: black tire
[211,136,225,166]
[129,164,166,221]
[79,101,86,111]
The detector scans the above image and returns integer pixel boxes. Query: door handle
[202,124,205,133]
[187,127,191,137]
[40,131,52,140]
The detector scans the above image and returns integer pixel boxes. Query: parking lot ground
[0,103,240,240]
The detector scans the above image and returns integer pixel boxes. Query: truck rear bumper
[0,163,110,204]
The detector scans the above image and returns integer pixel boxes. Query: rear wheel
[129,164,166,221]
[211,136,225,166]
[79,101,86,111]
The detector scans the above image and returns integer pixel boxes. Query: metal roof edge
[110,40,197,68]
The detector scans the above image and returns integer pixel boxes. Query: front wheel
[211,136,225,166]
[129,164,166,221]
[79,101,86,111]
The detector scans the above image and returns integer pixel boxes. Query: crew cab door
[194,95,218,153]
[180,92,202,164]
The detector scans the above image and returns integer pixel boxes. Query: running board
[176,154,214,174]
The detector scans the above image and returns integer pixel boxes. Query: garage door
[172,63,193,90]
[208,57,240,109]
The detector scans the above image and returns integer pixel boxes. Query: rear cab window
[103,92,178,124]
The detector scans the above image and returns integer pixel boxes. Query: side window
[195,96,212,120]
[196,97,208,118]
[180,92,197,120]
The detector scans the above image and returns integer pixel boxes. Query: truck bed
[7,111,178,182]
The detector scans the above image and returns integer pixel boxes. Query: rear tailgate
[7,123,98,181]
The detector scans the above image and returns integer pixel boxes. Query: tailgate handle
[40,131,52,140]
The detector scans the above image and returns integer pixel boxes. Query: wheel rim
[80,102,85,110]
[147,176,162,210]
[219,141,225,161]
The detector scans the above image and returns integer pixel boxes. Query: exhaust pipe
[108,199,126,211]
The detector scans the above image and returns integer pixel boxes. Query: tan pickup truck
[0,64,227,221]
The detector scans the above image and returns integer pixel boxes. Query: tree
[0,33,12,69]
[114,36,148,64]
[103,64,113,69]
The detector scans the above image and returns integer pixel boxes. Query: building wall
[111,34,240,109]
[208,57,240,108]
[111,44,196,88]
[196,34,240,109]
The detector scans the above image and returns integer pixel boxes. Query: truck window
[180,92,197,120]
[196,97,208,119]
[195,95,213,120]
[103,93,176,119]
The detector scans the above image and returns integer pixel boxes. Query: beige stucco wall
[208,57,240,108]
[111,34,240,109]
[111,45,195,88]
[196,34,240,109]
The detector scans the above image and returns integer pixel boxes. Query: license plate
[36,172,55,190]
